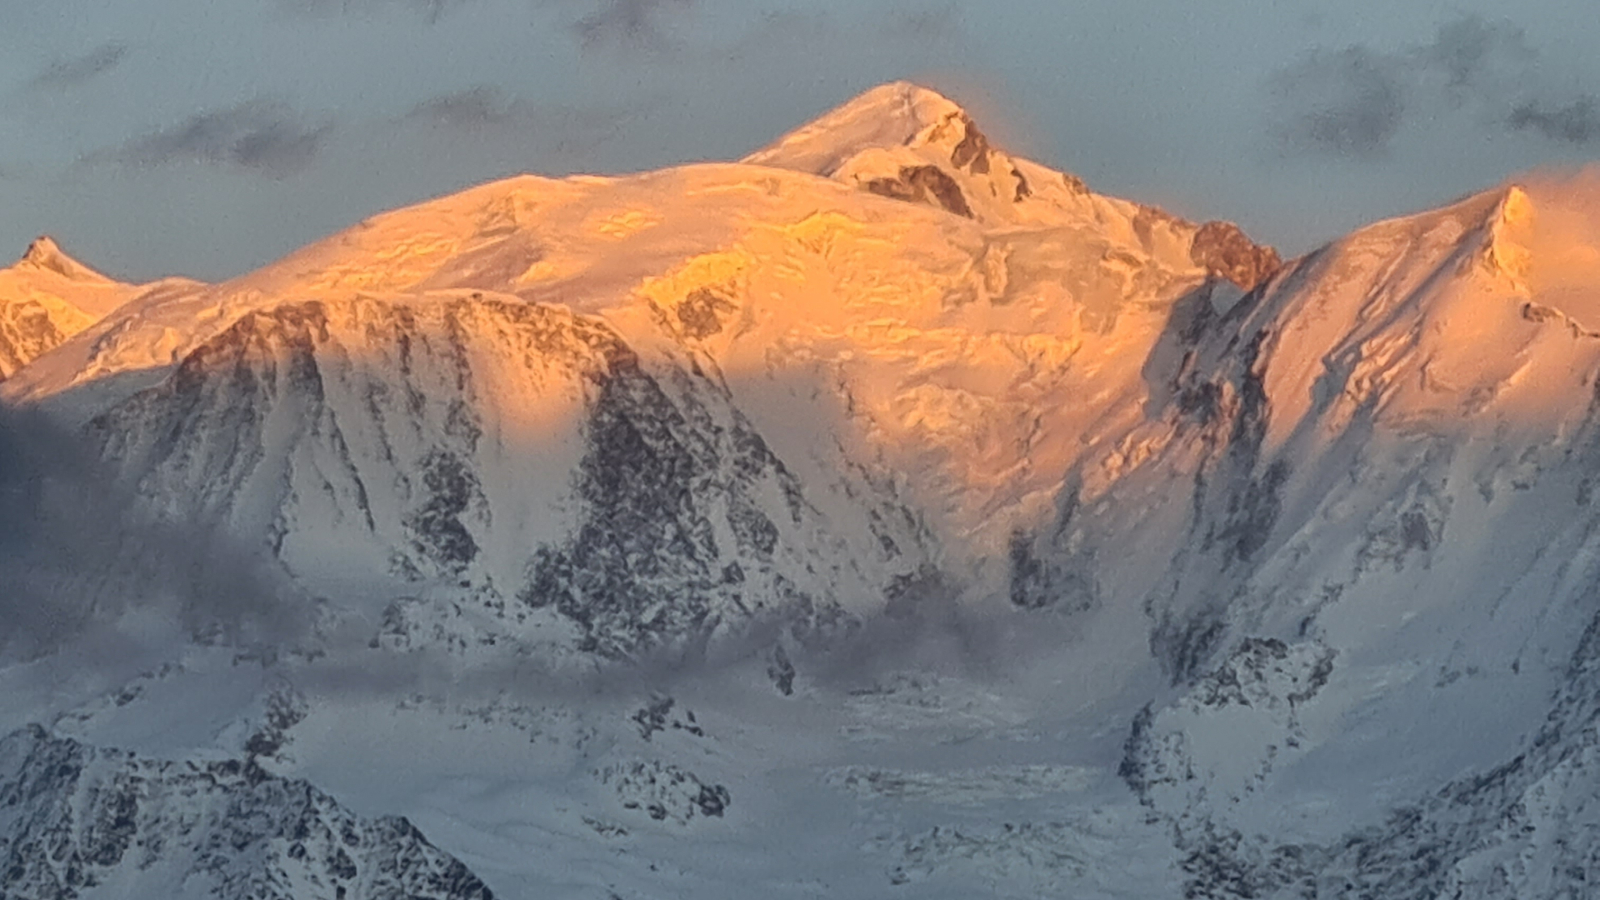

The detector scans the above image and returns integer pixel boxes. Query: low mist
[0,403,310,666]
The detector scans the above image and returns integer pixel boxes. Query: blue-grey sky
[3,0,1598,281]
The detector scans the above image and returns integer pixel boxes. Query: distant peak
[832,81,965,120]
[21,235,63,265]
[742,81,976,176]
[17,235,110,283]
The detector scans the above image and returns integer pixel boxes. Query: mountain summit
[747,82,1280,288]
[17,236,113,284]
[743,81,969,176]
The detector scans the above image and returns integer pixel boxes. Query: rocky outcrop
[0,301,75,380]
[1188,221,1281,290]
[0,725,493,900]
[864,165,974,219]
[594,760,730,826]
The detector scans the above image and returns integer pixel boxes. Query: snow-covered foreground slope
[0,724,491,900]
[5,83,1600,899]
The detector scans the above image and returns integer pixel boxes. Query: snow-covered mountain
[2,82,1278,658]
[0,238,190,380]
[1091,178,1600,896]
[4,83,1600,899]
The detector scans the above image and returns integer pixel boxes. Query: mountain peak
[742,81,974,176]
[16,236,110,284]
[1482,184,1534,284]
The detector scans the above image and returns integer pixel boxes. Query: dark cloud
[1509,98,1600,145]
[879,5,963,43]
[106,101,333,178]
[406,86,529,130]
[573,0,694,51]
[1271,47,1407,158]
[1270,14,1599,158]
[26,43,128,92]
[1418,14,1533,91]
[278,0,466,24]
[403,86,639,152]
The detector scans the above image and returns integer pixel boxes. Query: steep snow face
[0,725,492,900]
[86,293,927,660]
[1018,181,1600,893]
[0,238,176,380]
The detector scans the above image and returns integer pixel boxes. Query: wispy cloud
[572,0,695,51]
[1270,47,1407,158]
[404,86,638,152]
[405,86,531,130]
[1509,98,1600,145]
[0,406,307,665]
[105,100,334,178]
[1269,14,1600,158]
[26,43,128,92]
[278,0,466,24]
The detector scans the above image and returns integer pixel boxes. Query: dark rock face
[675,288,736,340]
[408,450,483,572]
[1189,221,1282,291]
[518,345,832,659]
[767,644,796,696]
[594,760,730,827]
[865,166,975,219]
[1007,524,1096,614]
[0,725,493,900]
[948,116,993,175]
